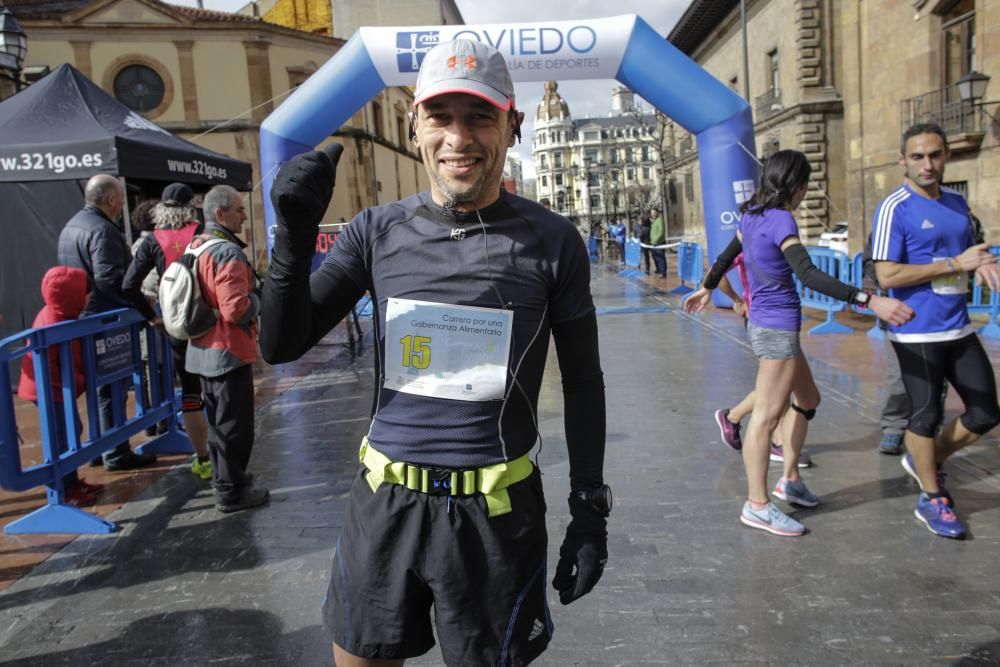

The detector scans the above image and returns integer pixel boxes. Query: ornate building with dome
[532,81,666,233]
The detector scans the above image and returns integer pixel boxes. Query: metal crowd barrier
[0,308,191,535]
[672,242,704,295]
[794,247,853,335]
[619,239,645,277]
[969,246,1000,340]
[843,252,886,340]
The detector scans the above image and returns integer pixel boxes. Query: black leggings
[891,335,1000,437]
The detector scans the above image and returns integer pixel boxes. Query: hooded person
[18,266,103,506]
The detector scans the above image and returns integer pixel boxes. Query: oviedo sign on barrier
[0,309,193,535]
[259,14,759,306]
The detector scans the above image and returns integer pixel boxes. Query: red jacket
[185,223,259,378]
[17,266,89,403]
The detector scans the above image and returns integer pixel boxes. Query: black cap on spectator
[162,182,194,207]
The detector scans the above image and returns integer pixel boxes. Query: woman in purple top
[685,150,913,537]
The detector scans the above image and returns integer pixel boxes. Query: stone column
[797,113,829,239]
[243,40,273,123]
[70,41,93,79]
[175,40,199,126]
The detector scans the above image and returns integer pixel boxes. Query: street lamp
[957,70,999,130]
[0,7,27,94]
[573,156,595,231]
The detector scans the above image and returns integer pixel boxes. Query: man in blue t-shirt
[872,122,1000,539]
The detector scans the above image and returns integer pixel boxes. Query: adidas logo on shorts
[528,618,545,641]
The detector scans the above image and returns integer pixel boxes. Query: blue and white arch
[260,15,758,290]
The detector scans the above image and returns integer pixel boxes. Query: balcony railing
[900,85,978,136]
[755,88,782,120]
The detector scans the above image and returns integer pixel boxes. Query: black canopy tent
[0,64,253,339]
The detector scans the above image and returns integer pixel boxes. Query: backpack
[158,238,226,340]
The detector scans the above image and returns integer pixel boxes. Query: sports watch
[853,290,873,308]
[570,484,613,513]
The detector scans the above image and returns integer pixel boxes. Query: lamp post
[575,156,594,232]
[0,6,27,97]
[957,70,999,131]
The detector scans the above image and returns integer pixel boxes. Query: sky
[163,0,693,178]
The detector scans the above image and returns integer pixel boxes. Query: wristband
[945,257,958,274]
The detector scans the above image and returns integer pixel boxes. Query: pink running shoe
[714,409,742,451]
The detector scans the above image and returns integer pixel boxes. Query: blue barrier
[0,309,189,534]
[617,239,646,277]
[795,247,853,335]
[672,242,704,295]
[844,252,885,340]
[624,239,642,270]
[975,247,1000,339]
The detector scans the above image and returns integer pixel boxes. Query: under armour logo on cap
[414,39,514,111]
[447,55,476,69]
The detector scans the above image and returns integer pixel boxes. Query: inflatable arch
[261,14,759,296]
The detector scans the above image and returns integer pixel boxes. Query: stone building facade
[667,0,999,252]
[840,0,999,250]
[532,81,665,233]
[665,0,844,246]
[5,0,440,268]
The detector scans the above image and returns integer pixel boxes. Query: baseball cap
[162,182,194,207]
[413,39,515,111]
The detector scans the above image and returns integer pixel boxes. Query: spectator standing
[57,174,156,471]
[639,215,652,274]
[123,183,213,480]
[186,185,266,513]
[649,207,667,277]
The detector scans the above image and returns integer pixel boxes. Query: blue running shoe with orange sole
[914,493,965,539]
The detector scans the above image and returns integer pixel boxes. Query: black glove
[552,496,609,605]
[270,142,344,255]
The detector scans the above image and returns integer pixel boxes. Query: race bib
[384,298,513,402]
[931,257,968,295]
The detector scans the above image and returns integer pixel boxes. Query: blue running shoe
[740,501,805,537]
[773,478,820,507]
[901,454,953,507]
[914,493,966,539]
[879,432,904,455]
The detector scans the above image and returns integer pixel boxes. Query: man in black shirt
[261,39,610,666]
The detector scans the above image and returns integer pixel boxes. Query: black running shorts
[323,465,552,666]
[891,334,1000,437]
